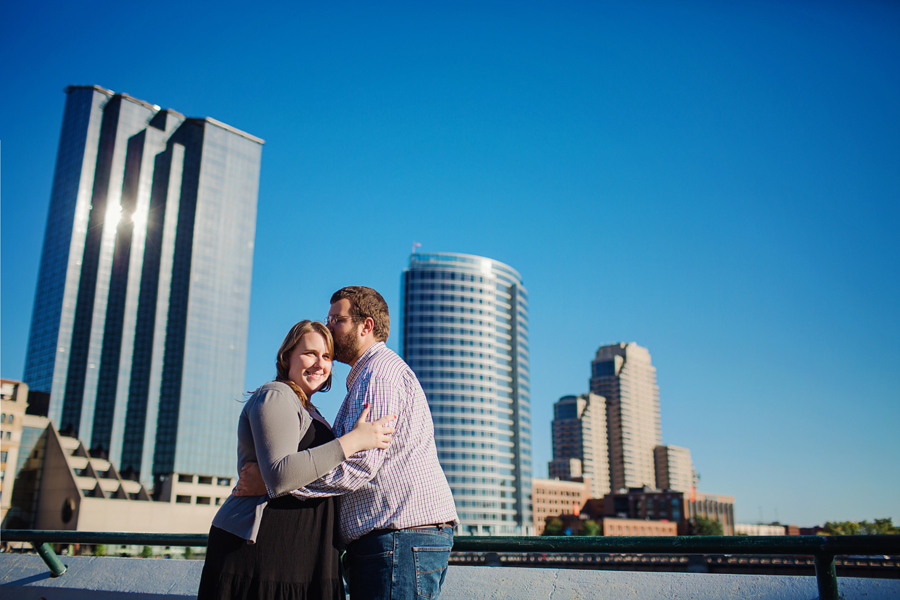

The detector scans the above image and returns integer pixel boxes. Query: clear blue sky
[2,0,898,527]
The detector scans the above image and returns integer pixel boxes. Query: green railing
[3,530,898,600]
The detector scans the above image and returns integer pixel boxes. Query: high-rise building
[654,444,694,493]
[400,252,532,535]
[590,343,661,492]
[548,393,610,499]
[22,85,263,489]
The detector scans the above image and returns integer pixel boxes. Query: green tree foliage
[824,521,860,535]
[140,546,153,558]
[543,518,563,536]
[581,520,601,536]
[824,518,898,535]
[184,546,194,559]
[692,516,724,536]
[92,544,107,557]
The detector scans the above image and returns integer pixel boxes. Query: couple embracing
[198,286,458,600]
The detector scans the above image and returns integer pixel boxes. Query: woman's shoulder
[246,381,299,408]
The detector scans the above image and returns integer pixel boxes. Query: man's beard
[333,328,361,365]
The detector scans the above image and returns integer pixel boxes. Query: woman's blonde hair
[275,320,334,409]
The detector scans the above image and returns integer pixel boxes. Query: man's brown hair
[331,286,390,342]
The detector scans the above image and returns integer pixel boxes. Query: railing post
[813,553,838,600]
[33,542,67,577]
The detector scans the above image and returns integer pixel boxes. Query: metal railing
[3,530,898,600]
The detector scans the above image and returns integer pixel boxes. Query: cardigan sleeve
[247,383,346,498]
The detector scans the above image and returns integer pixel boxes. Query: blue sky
[2,0,898,526]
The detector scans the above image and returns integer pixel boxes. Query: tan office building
[1,380,30,523]
[654,444,694,493]
[687,491,736,536]
[531,478,591,535]
[590,343,661,492]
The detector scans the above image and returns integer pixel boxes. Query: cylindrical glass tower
[400,252,532,535]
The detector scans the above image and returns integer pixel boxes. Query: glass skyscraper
[400,252,533,535]
[23,85,263,489]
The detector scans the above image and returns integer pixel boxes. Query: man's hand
[233,462,267,497]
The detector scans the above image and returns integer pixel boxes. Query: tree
[140,546,153,558]
[825,519,898,535]
[692,516,723,536]
[581,520,601,536]
[543,518,563,536]
[824,521,861,536]
[860,519,899,535]
[92,544,107,557]
[184,546,194,559]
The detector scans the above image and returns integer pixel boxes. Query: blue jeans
[343,527,453,600]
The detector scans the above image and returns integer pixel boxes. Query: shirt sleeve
[248,385,347,498]
[293,372,399,497]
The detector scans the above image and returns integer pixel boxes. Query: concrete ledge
[2,554,899,599]
[1,555,203,599]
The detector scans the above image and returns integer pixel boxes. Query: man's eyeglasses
[324,315,354,327]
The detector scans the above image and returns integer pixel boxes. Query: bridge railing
[3,529,898,600]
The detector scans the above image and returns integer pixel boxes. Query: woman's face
[287,332,332,397]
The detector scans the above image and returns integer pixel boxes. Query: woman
[198,320,395,600]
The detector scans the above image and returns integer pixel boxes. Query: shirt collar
[346,341,386,388]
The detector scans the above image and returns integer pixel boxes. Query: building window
[176,495,191,503]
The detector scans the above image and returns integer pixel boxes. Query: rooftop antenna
[412,242,422,254]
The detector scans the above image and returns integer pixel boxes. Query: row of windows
[435,424,514,442]
[0,413,16,424]
[419,370,502,383]
[406,347,501,360]
[434,416,514,432]
[175,495,224,505]
[176,474,232,486]
[446,475,515,486]
[412,358,508,372]
[422,381,512,397]
[429,403,508,417]
[407,333,501,347]
[439,454,515,471]
[408,270,487,283]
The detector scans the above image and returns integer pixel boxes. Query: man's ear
[361,316,376,337]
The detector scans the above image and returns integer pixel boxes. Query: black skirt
[198,420,345,600]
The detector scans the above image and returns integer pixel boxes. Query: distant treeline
[823,519,898,535]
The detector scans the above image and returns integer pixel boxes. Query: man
[236,286,458,600]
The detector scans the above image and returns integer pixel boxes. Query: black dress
[198,419,344,600]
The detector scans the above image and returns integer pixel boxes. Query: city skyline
[2,1,898,526]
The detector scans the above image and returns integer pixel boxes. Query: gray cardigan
[211,381,346,542]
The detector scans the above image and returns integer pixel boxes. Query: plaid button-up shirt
[293,342,458,544]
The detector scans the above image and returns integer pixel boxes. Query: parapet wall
[2,554,899,600]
